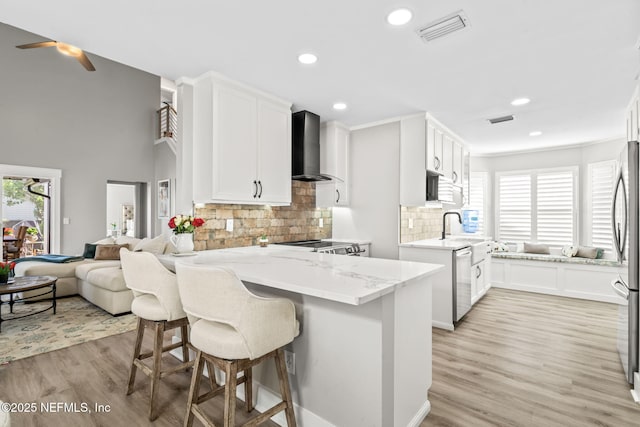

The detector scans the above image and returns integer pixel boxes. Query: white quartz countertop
[158,245,442,305]
[399,238,474,251]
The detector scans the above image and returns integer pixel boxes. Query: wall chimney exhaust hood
[291,110,332,181]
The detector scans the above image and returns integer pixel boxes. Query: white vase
[171,233,194,253]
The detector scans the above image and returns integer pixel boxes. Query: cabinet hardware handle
[336,189,340,204]
[253,180,258,198]
[452,171,458,183]
[476,266,481,279]
[434,156,440,170]
[258,180,263,198]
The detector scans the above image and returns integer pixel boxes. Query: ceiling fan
[16,41,95,71]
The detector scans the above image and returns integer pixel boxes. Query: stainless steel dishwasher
[453,247,472,322]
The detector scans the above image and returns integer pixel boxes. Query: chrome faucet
[442,211,462,240]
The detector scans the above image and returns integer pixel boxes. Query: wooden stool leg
[149,321,165,421]
[184,350,204,427]
[275,348,297,427]
[245,367,253,412]
[223,361,238,427]
[181,323,190,366]
[206,360,218,391]
[127,317,145,395]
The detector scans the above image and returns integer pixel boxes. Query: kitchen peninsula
[159,245,442,427]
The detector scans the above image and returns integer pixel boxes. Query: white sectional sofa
[13,235,174,315]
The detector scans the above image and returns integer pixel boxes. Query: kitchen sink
[445,236,489,243]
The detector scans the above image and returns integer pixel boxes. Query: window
[587,161,615,250]
[496,167,577,245]
[468,172,488,235]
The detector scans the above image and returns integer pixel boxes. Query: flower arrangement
[3,228,13,236]
[26,227,38,236]
[168,214,205,234]
[0,261,16,275]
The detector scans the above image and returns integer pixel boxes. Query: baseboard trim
[432,320,454,331]
[407,400,431,427]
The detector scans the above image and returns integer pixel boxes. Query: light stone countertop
[158,245,443,305]
[398,238,474,251]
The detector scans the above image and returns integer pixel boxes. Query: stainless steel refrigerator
[611,140,639,384]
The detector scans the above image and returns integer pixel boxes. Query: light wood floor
[1,288,639,426]
[423,288,640,427]
[0,330,278,426]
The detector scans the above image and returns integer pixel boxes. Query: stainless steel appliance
[275,240,366,256]
[453,247,472,322]
[611,140,639,384]
[291,111,332,182]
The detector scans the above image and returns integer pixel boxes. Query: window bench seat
[491,252,625,304]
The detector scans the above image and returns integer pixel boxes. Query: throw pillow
[82,243,98,259]
[561,245,578,257]
[95,244,129,260]
[523,242,550,255]
[134,235,166,254]
[115,235,142,251]
[576,246,598,259]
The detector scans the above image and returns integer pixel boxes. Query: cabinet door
[442,134,453,179]
[256,100,292,204]
[434,128,444,173]
[212,84,258,202]
[316,181,349,207]
[320,122,349,182]
[400,115,426,206]
[452,141,463,186]
[426,122,436,171]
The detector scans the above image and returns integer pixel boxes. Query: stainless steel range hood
[291,110,331,181]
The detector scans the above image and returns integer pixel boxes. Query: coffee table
[0,275,57,332]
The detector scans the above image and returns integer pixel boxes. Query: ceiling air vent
[417,10,470,43]
[488,115,514,124]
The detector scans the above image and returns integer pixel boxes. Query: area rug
[0,296,137,364]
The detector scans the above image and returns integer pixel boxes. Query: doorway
[106,181,148,239]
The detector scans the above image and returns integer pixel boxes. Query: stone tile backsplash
[194,181,331,250]
[400,206,444,243]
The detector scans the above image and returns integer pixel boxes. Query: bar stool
[120,249,194,420]
[175,263,298,427]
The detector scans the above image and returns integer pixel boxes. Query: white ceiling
[1,0,639,154]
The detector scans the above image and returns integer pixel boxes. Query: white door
[426,121,436,171]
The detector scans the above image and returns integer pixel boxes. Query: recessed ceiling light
[333,102,347,110]
[298,53,317,65]
[529,131,542,137]
[387,8,413,26]
[511,98,530,106]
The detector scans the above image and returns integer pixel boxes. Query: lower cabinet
[471,259,491,305]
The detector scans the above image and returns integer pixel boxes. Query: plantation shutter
[469,172,487,235]
[589,161,615,250]
[497,174,531,242]
[537,170,575,246]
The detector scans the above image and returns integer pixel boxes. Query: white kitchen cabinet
[316,121,350,207]
[627,85,639,141]
[452,140,463,187]
[400,112,470,206]
[192,72,292,205]
[471,259,490,304]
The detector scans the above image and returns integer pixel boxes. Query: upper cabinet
[627,84,639,142]
[191,72,292,205]
[400,112,469,206]
[316,121,350,207]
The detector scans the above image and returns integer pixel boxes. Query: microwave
[426,170,454,203]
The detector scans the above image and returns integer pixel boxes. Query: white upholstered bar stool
[120,249,194,421]
[175,263,299,427]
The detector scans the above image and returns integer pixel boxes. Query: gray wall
[332,122,401,259]
[0,23,160,254]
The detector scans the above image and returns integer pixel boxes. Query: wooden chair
[5,226,28,260]
[176,264,298,427]
[120,249,193,421]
